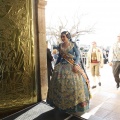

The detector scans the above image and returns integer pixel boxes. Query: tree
[46,11,95,46]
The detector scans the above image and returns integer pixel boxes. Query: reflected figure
[47,43,53,90]
[86,41,103,89]
[109,33,120,88]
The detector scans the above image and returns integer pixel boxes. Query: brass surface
[0,0,37,115]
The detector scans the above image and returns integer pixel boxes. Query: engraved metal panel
[0,0,37,116]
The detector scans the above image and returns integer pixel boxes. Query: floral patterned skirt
[47,63,90,113]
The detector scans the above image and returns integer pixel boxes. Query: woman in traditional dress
[47,31,90,116]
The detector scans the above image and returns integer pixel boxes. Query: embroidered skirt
[47,63,90,113]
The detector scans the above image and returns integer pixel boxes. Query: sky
[45,0,120,47]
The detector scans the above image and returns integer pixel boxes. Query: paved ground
[82,64,120,120]
[3,102,84,120]
[3,64,120,120]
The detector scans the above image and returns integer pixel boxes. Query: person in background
[86,41,103,89]
[106,50,109,63]
[103,50,108,64]
[109,33,120,88]
[47,43,53,90]
[52,49,58,69]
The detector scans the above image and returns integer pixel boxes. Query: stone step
[3,102,86,120]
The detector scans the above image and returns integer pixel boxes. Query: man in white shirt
[109,33,120,88]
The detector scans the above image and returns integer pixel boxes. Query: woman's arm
[73,43,80,65]
[55,53,61,65]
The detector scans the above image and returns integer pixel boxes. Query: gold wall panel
[0,0,37,116]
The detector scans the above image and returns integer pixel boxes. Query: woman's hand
[72,65,78,73]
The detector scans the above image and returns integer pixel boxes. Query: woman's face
[61,34,69,43]
[92,42,97,48]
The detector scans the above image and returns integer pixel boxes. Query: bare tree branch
[46,12,95,45]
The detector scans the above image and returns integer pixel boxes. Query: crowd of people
[46,31,120,117]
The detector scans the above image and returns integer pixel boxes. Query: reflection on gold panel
[0,0,37,116]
